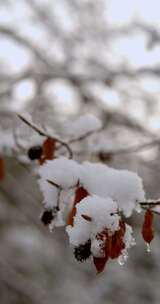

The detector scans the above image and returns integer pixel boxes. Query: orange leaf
[74,186,89,203]
[93,255,109,274]
[67,186,89,226]
[110,220,126,259]
[110,232,125,259]
[40,138,56,164]
[94,220,126,268]
[142,209,154,244]
[0,158,5,181]
[93,230,110,273]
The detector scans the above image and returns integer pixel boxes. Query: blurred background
[0,0,160,303]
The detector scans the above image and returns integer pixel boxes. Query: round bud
[28,145,42,160]
[41,210,54,226]
[74,239,91,262]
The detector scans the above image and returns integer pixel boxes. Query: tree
[1,1,160,303]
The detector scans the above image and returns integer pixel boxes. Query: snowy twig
[140,201,160,207]
[47,180,62,190]
[47,180,62,211]
[140,200,160,215]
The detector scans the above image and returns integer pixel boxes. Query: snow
[67,197,135,260]
[38,157,80,208]
[38,177,58,209]
[38,157,145,217]
[91,238,105,258]
[80,162,145,217]
[63,114,102,139]
[66,195,119,247]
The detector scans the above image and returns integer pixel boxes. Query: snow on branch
[1,113,160,273]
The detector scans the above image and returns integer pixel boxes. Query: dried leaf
[93,256,109,274]
[142,209,154,243]
[67,186,89,226]
[93,220,126,273]
[93,230,110,273]
[0,158,5,180]
[74,186,89,203]
[40,138,56,164]
[110,220,126,259]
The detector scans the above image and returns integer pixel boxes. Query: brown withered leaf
[142,209,154,244]
[93,255,109,274]
[67,186,89,226]
[0,158,5,181]
[39,138,56,164]
[93,220,126,273]
[93,230,111,273]
[110,220,126,259]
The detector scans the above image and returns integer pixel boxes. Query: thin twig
[140,201,160,207]
[81,214,92,222]
[47,180,62,190]
[0,26,52,68]
[104,139,160,157]
[68,127,104,144]
[46,180,62,211]
[18,114,73,159]
[47,179,78,191]
[139,200,160,215]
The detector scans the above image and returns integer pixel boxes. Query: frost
[91,238,105,258]
[146,243,151,253]
[123,224,135,249]
[117,224,135,265]
[118,252,128,266]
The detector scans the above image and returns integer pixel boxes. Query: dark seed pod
[28,145,42,160]
[74,239,91,262]
[41,210,54,226]
[98,152,113,163]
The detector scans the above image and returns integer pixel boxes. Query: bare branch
[68,127,104,144]
[0,26,53,68]
[101,138,160,157]
[18,114,73,159]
